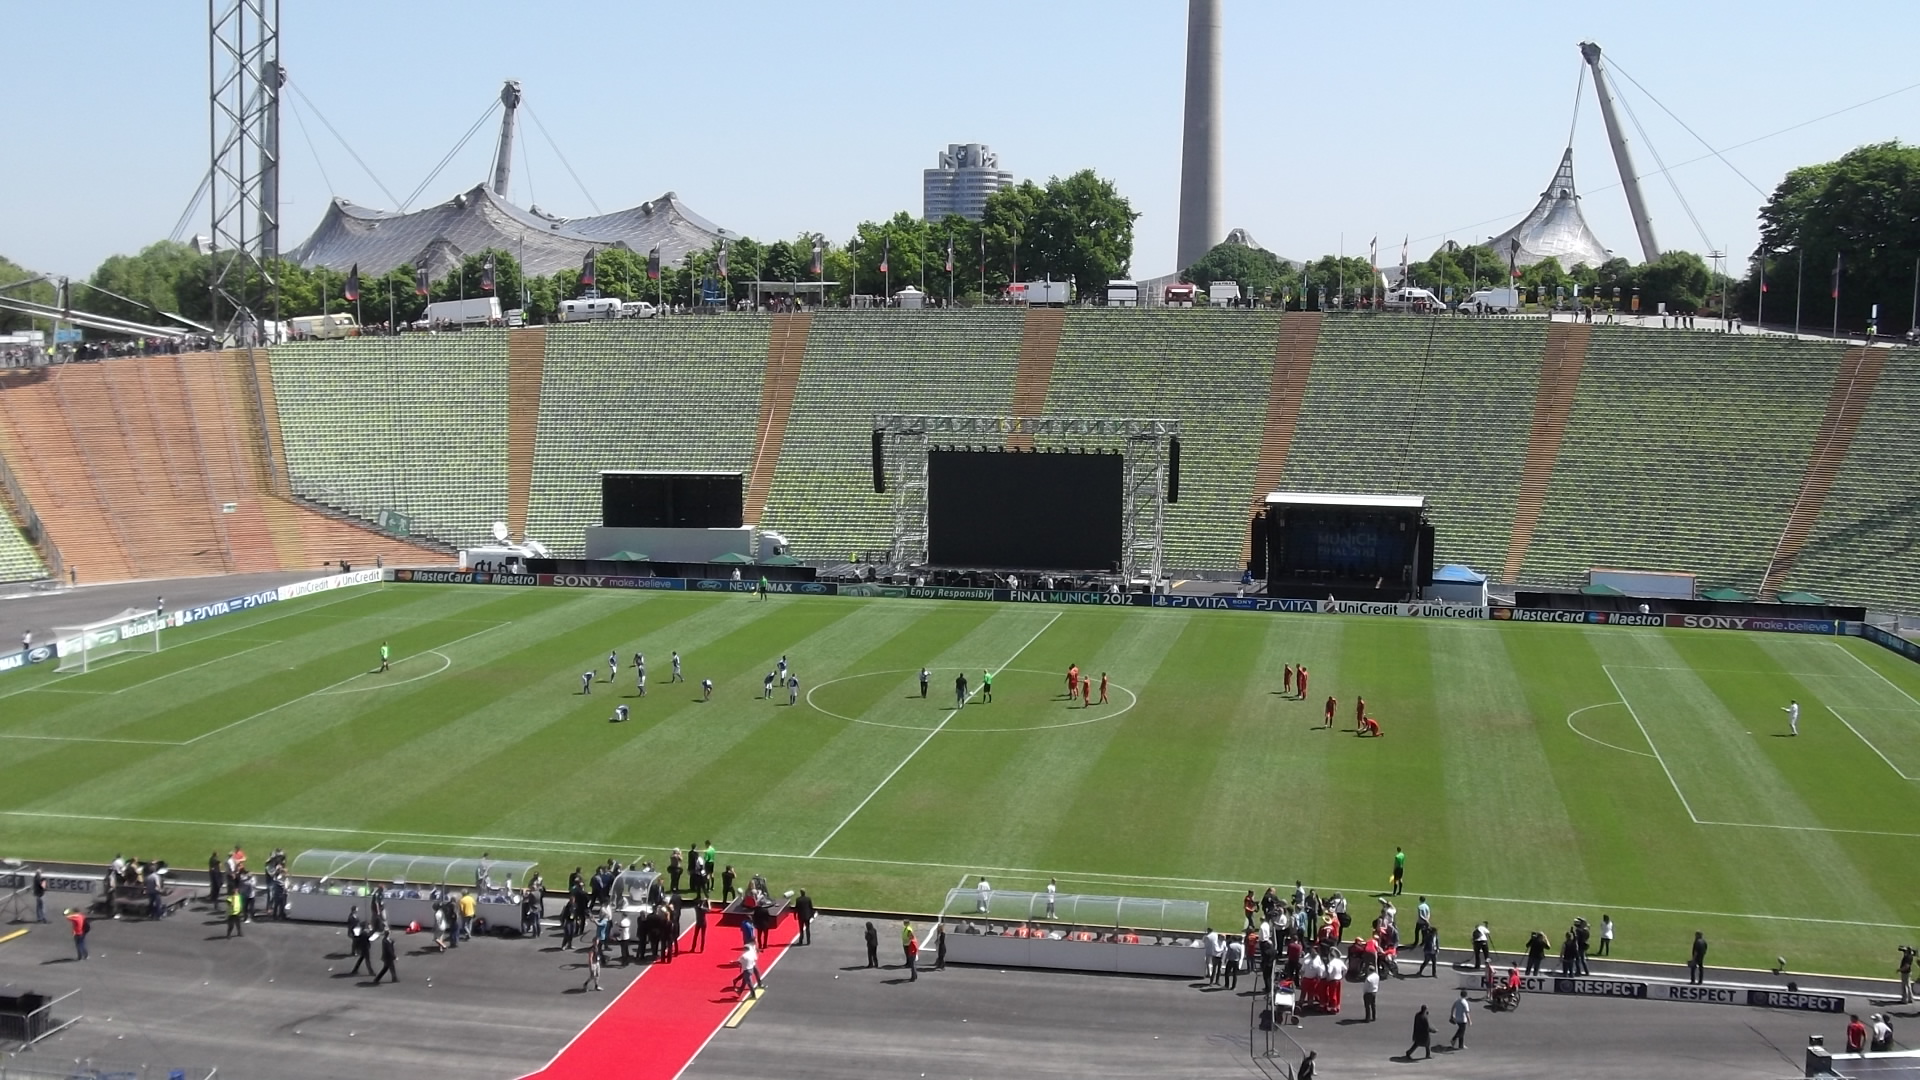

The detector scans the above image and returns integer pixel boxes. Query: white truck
[1383,286,1447,312]
[560,297,656,322]
[1207,280,1242,305]
[1105,280,1140,307]
[417,297,500,328]
[286,313,359,339]
[1018,280,1071,307]
[1461,287,1523,314]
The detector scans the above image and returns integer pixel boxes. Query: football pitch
[3,583,1917,976]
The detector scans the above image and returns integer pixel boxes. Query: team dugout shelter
[1251,492,1435,602]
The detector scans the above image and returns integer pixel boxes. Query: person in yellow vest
[225,890,245,937]
[458,890,477,941]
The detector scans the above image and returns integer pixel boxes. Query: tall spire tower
[1176,0,1223,271]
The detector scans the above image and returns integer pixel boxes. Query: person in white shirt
[1326,953,1347,982]
[1450,990,1472,1049]
[1364,968,1381,1021]
[1045,878,1057,919]
[1784,699,1800,736]
[1416,896,1432,946]
[976,878,992,913]
[1598,914,1614,956]
[1204,928,1225,984]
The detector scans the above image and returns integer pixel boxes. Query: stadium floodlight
[53,608,164,674]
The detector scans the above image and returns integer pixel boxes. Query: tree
[976,169,1136,298]
[1748,141,1920,333]
[1181,242,1291,301]
[1407,242,1510,300]
[0,253,61,334]
[431,249,525,313]
[87,240,207,324]
[1289,255,1378,309]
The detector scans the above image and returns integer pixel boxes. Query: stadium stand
[270,333,512,549]
[1007,309,1064,452]
[744,313,811,526]
[524,318,771,554]
[760,309,1025,561]
[0,515,44,582]
[1244,312,1322,560]
[1503,321,1591,581]
[505,328,545,539]
[1521,328,1843,592]
[1277,315,1545,576]
[1780,346,1917,611]
[1038,308,1277,570]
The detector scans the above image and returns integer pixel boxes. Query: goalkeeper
[379,641,391,673]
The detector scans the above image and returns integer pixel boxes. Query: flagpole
[1755,255,1764,332]
[1794,248,1803,338]
[1833,254,1842,340]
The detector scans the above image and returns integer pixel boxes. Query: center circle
[805,667,1136,733]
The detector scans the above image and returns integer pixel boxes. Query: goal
[54,608,163,673]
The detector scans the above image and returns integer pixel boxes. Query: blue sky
[8,1,1917,279]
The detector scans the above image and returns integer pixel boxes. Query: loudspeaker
[1167,437,1181,503]
[1248,513,1268,580]
[871,431,886,494]
[1417,523,1436,586]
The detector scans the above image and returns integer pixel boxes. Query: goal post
[54,608,163,673]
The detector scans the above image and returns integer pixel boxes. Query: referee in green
[379,641,391,672]
[981,670,993,702]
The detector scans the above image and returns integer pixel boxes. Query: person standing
[582,941,603,992]
[1471,921,1490,968]
[581,670,594,695]
[1297,1050,1317,1080]
[787,673,799,706]
[607,650,618,683]
[671,651,683,682]
[901,920,916,966]
[379,641,390,673]
[692,897,709,953]
[1574,918,1591,975]
[904,927,919,982]
[1296,665,1309,700]
[1405,1004,1433,1059]
[1391,847,1405,895]
[1599,914,1614,956]
[1449,989,1472,1049]
[1525,930,1549,976]
[224,889,244,938]
[348,912,374,975]
[919,667,930,699]
[1224,935,1244,990]
[1363,968,1380,1021]
[1899,945,1915,1004]
[207,851,223,904]
[1323,696,1337,729]
[722,866,737,903]
[1688,931,1709,984]
[795,889,815,946]
[981,670,993,703]
[1784,699,1800,736]
[1356,695,1368,730]
[1067,664,1079,700]
[1872,1013,1894,1053]
[1204,927,1224,985]
[669,849,684,895]
[735,942,762,995]
[372,931,398,984]
[763,671,776,700]
[1099,672,1109,704]
[32,870,47,923]
[1414,896,1431,948]
[1081,676,1091,708]
[1045,878,1058,919]
[865,921,880,968]
[1417,925,1440,977]
[458,890,476,941]
[954,673,968,709]
[1846,1014,1868,1053]
[1283,665,1294,696]
[65,908,89,961]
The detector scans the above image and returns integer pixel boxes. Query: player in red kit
[1283,665,1294,695]
[1082,676,1092,708]
[1067,665,1079,699]
[1359,714,1381,737]
[1324,696,1337,729]
[1297,666,1309,700]
[1099,672,1109,704]
[1356,696,1367,727]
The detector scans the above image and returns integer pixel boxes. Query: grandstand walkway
[1503,321,1591,582]
[1760,345,1887,598]
[745,313,810,526]
[1245,312,1321,559]
[1006,308,1065,451]
[507,327,548,539]
[245,348,291,496]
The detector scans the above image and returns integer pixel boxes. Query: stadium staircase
[0,369,135,581]
[744,313,810,526]
[1759,346,1886,598]
[506,327,547,540]
[1244,312,1323,561]
[1520,328,1842,593]
[1502,321,1592,582]
[1006,308,1065,451]
[526,318,771,553]
[1279,315,1545,575]
[1778,347,1917,610]
[1041,309,1279,570]
[760,309,1025,561]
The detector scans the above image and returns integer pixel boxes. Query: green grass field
[3,582,1918,976]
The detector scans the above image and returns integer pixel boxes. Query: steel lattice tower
[208,0,282,343]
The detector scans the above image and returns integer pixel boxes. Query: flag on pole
[414,266,430,296]
[580,250,597,287]
[343,264,361,302]
[879,237,889,275]
[1398,237,1409,281]
[481,254,496,293]
[945,235,954,274]
[1509,238,1522,280]
[716,241,729,280]
[1368,237,1377,274]
[809,238,823,276]
[1831,252,1843,299]
[978,232,986,273]
[646,247,661,281]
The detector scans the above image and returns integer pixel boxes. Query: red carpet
[522,913,792,1080]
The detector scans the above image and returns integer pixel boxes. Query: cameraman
[1899,945,1915,1005]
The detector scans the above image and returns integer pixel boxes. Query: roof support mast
[490,79,522,200]
[1579,42,1659,262]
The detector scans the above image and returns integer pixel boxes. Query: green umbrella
[761,553,801,566]
[1700,587,1750,602]
[604,550,648,561]
[1776,590,1825,605]
[709,551,753,564]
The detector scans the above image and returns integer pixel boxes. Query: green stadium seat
[0,516,45,583]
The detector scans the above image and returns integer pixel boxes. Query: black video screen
[602,472,743,529]
[1271,508,1413,577]
[927,449,1123,570]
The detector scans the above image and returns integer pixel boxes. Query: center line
[808,611,1062,857]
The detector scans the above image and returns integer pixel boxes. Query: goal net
[54,608,163,673]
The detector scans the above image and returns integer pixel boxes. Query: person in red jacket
[1846,1014,1868,1053]
[1082,676,1092,708]
[1324,696,1337,729]
[65,908,89,961]
[1297,665,1309,700]
[1283,665,1294,695]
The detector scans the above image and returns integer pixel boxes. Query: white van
[1383,287,1447,312]
[1461,287,1523,314]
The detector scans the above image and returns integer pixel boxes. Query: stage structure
[873,415,1177,583]
[207,0,282,343]
[1252,492,1434,602]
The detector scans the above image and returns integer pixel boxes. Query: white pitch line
[807,611,1063,858]
[1828,706,1916,781]
[1830,640,1920,711]
[178,621,510,746]
[99,640,282,695]
[9,807,1920,932]
[1565,701,1656,758]
[1603,664,1701,823]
